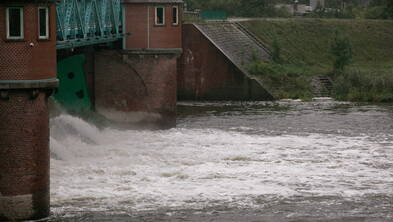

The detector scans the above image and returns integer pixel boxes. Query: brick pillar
[0,2,58,220]
[0,83,56,221]
[94,49,180,128]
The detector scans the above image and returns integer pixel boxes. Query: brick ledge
[0,79,59,90]
[122,48,183,55]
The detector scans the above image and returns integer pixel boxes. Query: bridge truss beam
[56,0,123,49]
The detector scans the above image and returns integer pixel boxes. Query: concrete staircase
[232,22,271,56]
[311,75,333,97]
[193,21,273,98]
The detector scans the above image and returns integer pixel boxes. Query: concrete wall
[124,3,182,49]
[178,24,271,101]
[0,3,57,80]
[94,50,178,127]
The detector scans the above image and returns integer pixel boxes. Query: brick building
[0,0,58,221]
[94,0,183,127]
[123,0,183,49]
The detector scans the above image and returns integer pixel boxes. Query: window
[155,6,165,25]
[6,7,24,39]
[38,7,49,39]
[172,6,178,25]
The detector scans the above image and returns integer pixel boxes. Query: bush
[333,69,393,102]
[331,31,353,73]
[271,38,282,63]
[365,6,386,19]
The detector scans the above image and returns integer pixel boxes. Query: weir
[0,0,276,220]
[0,0,182,220]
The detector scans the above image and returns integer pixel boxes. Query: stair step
[311,75,334,97]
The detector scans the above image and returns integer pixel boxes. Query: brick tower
[0,1,58,220]
[94,0,183,128]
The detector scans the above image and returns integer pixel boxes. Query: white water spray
[50,111,393,215]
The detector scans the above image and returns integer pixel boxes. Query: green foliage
[184,0,296,18]
[384,0,393,18]
[242,19,393,102]
[242,19,393,71]
[246,62,313,100]
[333,69,393,102]
[184,0,393,19]
[246,36,311,100]
[365,0,393,19]
[331,31,353,73]
[271,38,282,63]
[250,49,262,64]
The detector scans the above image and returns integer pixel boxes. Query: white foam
[50,114,393,212]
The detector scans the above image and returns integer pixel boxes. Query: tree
[271,38,282,63]
[331,31,353,73]
[184,0,289,17]
[384,0,393,18]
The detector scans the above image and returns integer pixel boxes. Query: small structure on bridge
[123,0,183,49]
[0,0,58,220]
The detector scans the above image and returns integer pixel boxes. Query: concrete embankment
[178,22,274,101]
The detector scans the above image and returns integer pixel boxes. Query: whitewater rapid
[49,102,393,218]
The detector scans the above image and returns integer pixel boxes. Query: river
[48,101,393,221]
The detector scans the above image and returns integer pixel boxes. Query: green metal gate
[54,54,92,113]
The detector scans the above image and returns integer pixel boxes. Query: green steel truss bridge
[56,0,123,49]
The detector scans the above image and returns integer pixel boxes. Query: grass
[247,62,313,100]
[241,18,393,102]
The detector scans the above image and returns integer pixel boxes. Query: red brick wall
[0,3,57,81]
[0,90,50,220]
[124,3,182,49]
[94,50,177,127]
[178,24,271,100]
[0,3,55,220]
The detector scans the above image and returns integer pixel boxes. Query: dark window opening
[172,7,178,25]
[7,7,23,39]
[39,7,49,39]
[155,7,165,25]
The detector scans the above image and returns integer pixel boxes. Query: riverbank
[241,18,393,102]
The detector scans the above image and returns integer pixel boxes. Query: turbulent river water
[48,101,393,221]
